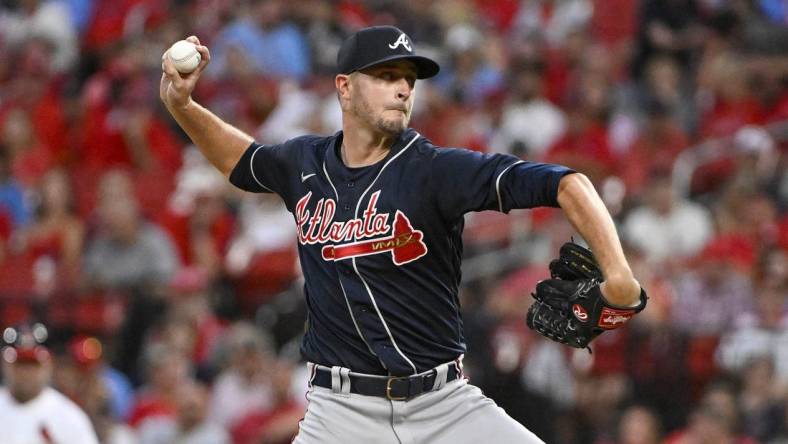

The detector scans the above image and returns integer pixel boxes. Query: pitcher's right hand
[160,36,211,110]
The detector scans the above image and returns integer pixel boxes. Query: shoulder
[43,388,90,420]
[253,134,331,157]
[283,134,331,151]
[0,388,11,406]
[410,135,477,161]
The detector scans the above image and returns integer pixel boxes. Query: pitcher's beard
[352,95,408,136]
[374,115,407,135]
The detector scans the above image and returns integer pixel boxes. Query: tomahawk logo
[388,33,412,52]
[295,191,427,265]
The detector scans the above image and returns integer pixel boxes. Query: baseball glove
[526,241,648,349]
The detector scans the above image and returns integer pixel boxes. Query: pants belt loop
[431,363,449,391]
[330,366,342,394]
[339,367,351,396]
[307,363,317,388]
[455,354,465,379]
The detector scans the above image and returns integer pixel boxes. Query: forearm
[166,100,253,177]
[557,173,640,305]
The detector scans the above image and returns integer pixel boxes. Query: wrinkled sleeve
[431,148,575,220]
[228,141,291,195]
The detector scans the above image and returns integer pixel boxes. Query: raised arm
[160,36,253,177]
[556,173,641,306]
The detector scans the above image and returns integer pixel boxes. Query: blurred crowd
[0,0,787,443]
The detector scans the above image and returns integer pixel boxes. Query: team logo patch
[597,307,636,329]
[295,191,427,265]
[388,33,412,52]
[572,304,588,322]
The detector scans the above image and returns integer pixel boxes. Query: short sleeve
[228,141,291,195]
[431,148,575,220]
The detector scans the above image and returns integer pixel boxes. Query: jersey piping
[250,145,274,192]
[322,159,379,359]
[350,132,421,374]
[495,160,525,213]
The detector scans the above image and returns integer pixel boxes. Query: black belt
[311,364,462,401]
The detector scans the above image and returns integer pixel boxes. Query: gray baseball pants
[292,362,545,444]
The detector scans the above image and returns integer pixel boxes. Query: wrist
[166,95,193,113]
[600,276,641,306]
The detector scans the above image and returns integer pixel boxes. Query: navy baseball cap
[337,26,440,79]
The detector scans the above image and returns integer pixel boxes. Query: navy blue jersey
[229,128,574,376]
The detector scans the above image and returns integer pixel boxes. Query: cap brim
[354,55,440,79]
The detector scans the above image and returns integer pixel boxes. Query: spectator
[0,0,79,73]
[291,0,347,76]
[631,0,702,79]
[625,246,691,431]
[0,145,31,233]
[663,383,758,444]
[615,405,662,444]
[729,126,781,198]
[129,344,192,429]
[138,381,229,444]
[717,252,788,383]
[488,59,566,158]
[14,169,84,284]
[713,184,776,268]
[231,360,303,444]
[433,24,505,106]
[160,152,235,280]
[209,322,276,430]
[697,52,761,139]
[672,238,755,336]
[81,0,168,51]
[619,99,689,198]
[771,403,788,444]
[511,0,593,48]
[641,56,695,132]
[622,174,714,266]
[78,40,184,178]
[671,237,756,397]
[210,0,311,81]
[738,357,786,442]
[80,374,138,444]
[69,335,135,422]
[225,193,298,308]
[0,323,99,443]
[1,108,53,188]
[153,269,225,376]
[544,71,617,182]
[83,170,179,291]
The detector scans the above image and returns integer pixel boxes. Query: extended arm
[556,173,640,306]
[160,36,253,177]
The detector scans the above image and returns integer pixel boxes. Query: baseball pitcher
[160,26,646,444]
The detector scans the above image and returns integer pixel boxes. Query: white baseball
[168,40,201,74]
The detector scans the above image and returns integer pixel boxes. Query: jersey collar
[325,128,418,181]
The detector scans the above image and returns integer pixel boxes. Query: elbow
[220,149,247,179]
[557,172,594,206]
[219,163,235,179]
